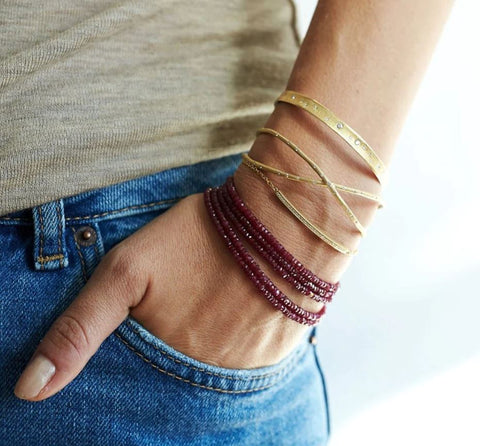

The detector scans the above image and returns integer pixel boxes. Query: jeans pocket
[114,316,312,394]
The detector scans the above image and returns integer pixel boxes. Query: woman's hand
[13,190,322,402]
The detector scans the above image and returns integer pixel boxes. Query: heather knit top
[0,0,300,216]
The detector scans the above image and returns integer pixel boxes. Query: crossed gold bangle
[242,89,386,256]
[242,155,357,256]
[242,152,384,209]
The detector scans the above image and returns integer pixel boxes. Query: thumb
[14,246,147,402]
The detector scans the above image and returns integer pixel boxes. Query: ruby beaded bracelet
[206,186,323,325]
[203,176,340,326]
[223,176,338,302]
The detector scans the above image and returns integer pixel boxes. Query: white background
[293,1,480,444]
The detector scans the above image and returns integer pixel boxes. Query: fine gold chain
[275,90,386,185]
[256,127,367,237]
[241,156,357,256]
[241,153,384,208]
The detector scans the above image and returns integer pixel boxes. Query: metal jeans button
[74,226,97,247]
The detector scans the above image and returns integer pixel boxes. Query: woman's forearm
[234,0,454,289]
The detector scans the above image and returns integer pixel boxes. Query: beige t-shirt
[0,0,300,216]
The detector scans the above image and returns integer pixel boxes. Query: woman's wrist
[233,101,383,284]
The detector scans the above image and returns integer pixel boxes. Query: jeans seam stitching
[64,198,183,222]
[38,206,45,271]
[312,340,331,438]
[93,244,100,261]
[55,200,64,268]
[37,254,65,263]
[124,319,305,381]
[114,331,305,393]
[0,197,184,224]
[71,227,88,282]
[0,216,29,221]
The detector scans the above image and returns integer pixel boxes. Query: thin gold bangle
[256,127,367,237]
[275,90,386,185]
[242,153,384,208]
[241,156,357,256]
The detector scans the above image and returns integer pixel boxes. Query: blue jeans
[0,153,330,445]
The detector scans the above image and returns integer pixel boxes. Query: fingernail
[14,354,56,400]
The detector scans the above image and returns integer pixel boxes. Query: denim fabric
[0,153,330,446]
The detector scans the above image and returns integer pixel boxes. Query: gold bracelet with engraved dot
[275,90,386,185]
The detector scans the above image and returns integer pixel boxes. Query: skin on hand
[13,192,321,402]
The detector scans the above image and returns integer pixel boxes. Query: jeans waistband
[0,153,244,271]
[0,153,244,225]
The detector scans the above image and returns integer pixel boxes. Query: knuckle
[104,244,139,281]
[49,314,90,359]
[100,244,145,306]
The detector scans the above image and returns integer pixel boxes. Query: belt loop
[32,199,69,271]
